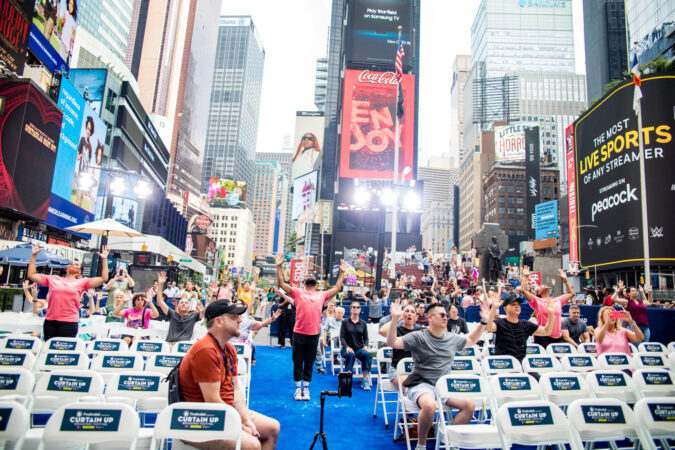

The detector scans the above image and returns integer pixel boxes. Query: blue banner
[535,200,558,240]
[28,23,68,74]
[46,194,91,238]
[53,77,83,199]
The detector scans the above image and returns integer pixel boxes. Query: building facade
[201,16,265,196]
[256,151,293,247]
[77,0,134,64]
[419,158,457,254]
[208,207,254,272]
[314,57,328,112]
[450,55,471,165]
[624,0,674,48]
[252,161,287,257]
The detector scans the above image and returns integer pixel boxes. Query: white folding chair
[546,342,577,356]
[482,345,495,358]
[392,358,419,450]
[634,397,675,450]
[526,343,546,355]
[578,342,597,356]
[640,342,667,353]
[0,367,34,406]
[670,353,675,372]
[489,373,542,409]
[598,352,634,371]
[434,374,501,450]
[88,338,129,354]
[134,327,168,341]
[36,401,140,450]
[172,341,195,353]
[237,356,250,407]
[91,352,144,383]
[34,350,89,377]
[632,368,675,398]
[231,342,252,364]
[0,349,35,371]
[451,357,482,375]
[522,355,562,375]
[540,372,592,408]
[629,342,638,355]
[586,370,638,403]
[150,402,241,450]
[667,342,675,354]
[559,354,599,372]
[481,355,522,376]
[130,340,170,355]
[633,352,669,370]
[0,334,42,354]
[373,347,398,428]
[330,329,343,375]
[0,400,29,449]
[455,346,480,360]
[496,400,581,450]
[145,353,184,375]
[31,370,105,422]
[567,398,653,449]
[102,322,129,339]
[43,337,86,353]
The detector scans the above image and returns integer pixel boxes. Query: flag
[631,54,642,115]
[395,39,405,118]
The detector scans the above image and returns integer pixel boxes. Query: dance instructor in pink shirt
[28,244,110,341]
[275,254,348,401]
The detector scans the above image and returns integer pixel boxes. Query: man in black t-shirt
[155,272,204,342]
[486,294,555,361]
[379,303,420,389]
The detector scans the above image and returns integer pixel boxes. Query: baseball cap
[502,294,523,307]
[204,300,247,321]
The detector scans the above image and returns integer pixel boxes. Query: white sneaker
[294,387,302,401]
[302,387,310,401]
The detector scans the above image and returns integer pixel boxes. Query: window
[499,196,505,204]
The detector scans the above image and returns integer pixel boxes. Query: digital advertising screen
[207,178,247,208]
[0,80,61,220]
[0,0,34,75]
[69,68,106,115]
[535,200,558,241]
[339,69,415,180]
[29,0,79,72]
[69,102,105,214]
[186,232,217,267]
[111,196,137,229]
[494,123,539,162]
[292,111,324,181]
[570,75,675,269]
[346,0,413,67]
[292,170,318,220]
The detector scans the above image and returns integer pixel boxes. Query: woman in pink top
[113,292,160,345]
[521,267,575,349]
[28,244,109,341]
[595,306,643,356]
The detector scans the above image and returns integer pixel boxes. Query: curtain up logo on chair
[47,353,79,366]
[642,372,672,385]
[596,373,626,387]
[383,349,393,359]
[176,343,193,353]
[0,409,12,431]
[0,374,19,390]
[94,341,121,351]
[643,343,664,353]
[456,348,476,357]
[155,355,182,368]
[489,359,514,370]
[648,403,675,422]
[509,406,554,426]
[605,354,628,365]
[49,340,76,351]
[550,377,580,391]
[640,355,664,366]
[47,375,91,392]
[137,343,162,353]
[499,377,531,391]
[171,409,226,431]
[550,345,572,354]
[103,356,134,369]
[6,339,33,350]
[451,359,474,371]
[234,345,245,355]
[526,345,542,354]
[404,361,414,372]
[118,375,160,391]
[0,353,25,365]
[447,378,480,393]
[61,409,122,431]
[530,358,553,368]
[581,405,625,424]
[569,356,592,367]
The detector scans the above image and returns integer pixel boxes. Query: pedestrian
[340,301,372,390]
[275,288,295,348]
[154,272,204,343]
[595,306,643,356]
[612,282,652,342]
[367,290,384,323]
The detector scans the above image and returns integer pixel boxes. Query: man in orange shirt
[179,300,280,449]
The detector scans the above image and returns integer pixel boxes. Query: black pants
[278,310,295,346]
[293,333,320,382]
[534,335,564,349]
[43,320,78,342]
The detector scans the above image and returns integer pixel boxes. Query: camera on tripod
[337,371,352,397]
[310,372,353,449]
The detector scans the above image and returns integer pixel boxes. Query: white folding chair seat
[496,400,579,449]
[392,358,420,450]
[150,402,241,450]
[526,343,546,355]
[91,352,144,383]
[578,342,597,356]
[586,370,638,403]
[373,347,397,428]
[481,355,522,376]
[131,340,170,355]
[434,374,501,450]
[34,350,89,377]
[489,373,542,408]
[0,334,42,354]
[451,357,482,374]
[145,352,184,375]
[36,401,140,450]
[546,342,577,356]
[105,371,168,434]
[172,341,195,353]
[540,372,592,407]
[559,354,599,372]
[632,368,675,398]
[0,400,29,449]
[633,352,669,370]
[522,355,562,375]
[88,338,129,354]
[567,398,652,449]
[598,352,634,371]
[639,342,667,353]
[43,337,86,353]
[0,367,34,406]
[634,397,675,449]
[0,349,35,370]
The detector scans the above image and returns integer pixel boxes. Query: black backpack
[163,360,184,404]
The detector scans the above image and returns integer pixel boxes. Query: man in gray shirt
[561,305,590,347]
[154,272,204,342]
[387,300,489,450]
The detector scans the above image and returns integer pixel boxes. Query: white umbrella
[65,218,144,246]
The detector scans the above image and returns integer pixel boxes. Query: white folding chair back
[88,338,129,354]
[437,373,493,420]
[32,370,105,415]
[35,350,89,374]
[191,323,208,340]
[522,355,562,374]
[670,353,675,371]
[0,367,34,406]
[540,372,592,407]
[489,373,542,409]
[667,341,675,354]
[0,334,42,354]
[91,352,144,383]
[0,400,29,448]
[451,357,482,374]
[237,356,250,407]
[481,355,522,375]
[482,345,495,358]
[632,368,675,398]
[455,346,481,360]
[373,347,397,428]
[0,349,35,370]
[559,354,599,372]
[172,341,195,353]
[104,371,168,413]
[577,342,597,355]
[144,353,184,375]
[633,352,668,370]
[393,357,418,450]
[150,402,241,450]
[526,344,546,355]
[43,337,86,353]
[567,398,652,449]
[130,340,169,355]
[586,370,638,403]
[629,342,638,355]
[496,400,579,449]
[134,328,167,341]
[231,342,252,361]
[36,401,140,450]
[639,342,667,353]
[634,397,675,448]
[598,352,633,371]
[546,342,577,356]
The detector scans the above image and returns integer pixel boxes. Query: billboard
[0,80,61,220]
[345,0,413,67]
[571,75,675,269]
[565,124,578,264]
[292,170,318,220]
[339,70,415,180]
[292,111,324,181]
[525,126,541,240]
[0,0,33,75]
[535,200,558,240]
[69,103,105,213]
[494,123,538,162]
[29,0,79,73]
[111,196,137,229]
[186,232,217,267]
[69,69,106,115]
[207,178,247,208]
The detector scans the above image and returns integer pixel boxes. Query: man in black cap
[485,293,555,362]
[179,300,280,449]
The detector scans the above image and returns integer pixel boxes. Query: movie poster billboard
[186,232,217,267]
[111,197,137,229]
[494,123,538,162]
[29,0,79,73]
[0,80,61,220]
[292,111,324,181]
[69,103,105,213]
[0,0,33,75]
[346,0,413,67]
[340,70,415,180]
[207,178,247,208]
[571,75,675,269]
[69,68,106,114]
[292,170,318,220]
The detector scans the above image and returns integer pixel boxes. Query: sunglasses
[302,136,315,141]
[432,313,448,319]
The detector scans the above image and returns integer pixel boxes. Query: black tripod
[309,391,338,450]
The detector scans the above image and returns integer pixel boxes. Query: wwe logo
[650,227,664,238]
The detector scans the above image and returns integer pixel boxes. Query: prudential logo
[591,184,638,222]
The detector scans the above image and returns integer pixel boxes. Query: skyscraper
[252,161,287,256]
[256,150,293,248]
[450,55,471,164]
[624,0,674,47]
[314,57,328,112]
[419,157,459,254]
[201,16,265,196]
[77,0,134,64]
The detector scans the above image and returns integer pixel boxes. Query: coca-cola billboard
[290,259,307,286]
[339,69,415,180]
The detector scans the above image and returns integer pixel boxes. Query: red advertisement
[290,259,307,286]
[339,70,415,180]
[527,272,542,287]
[565,124,578,265]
